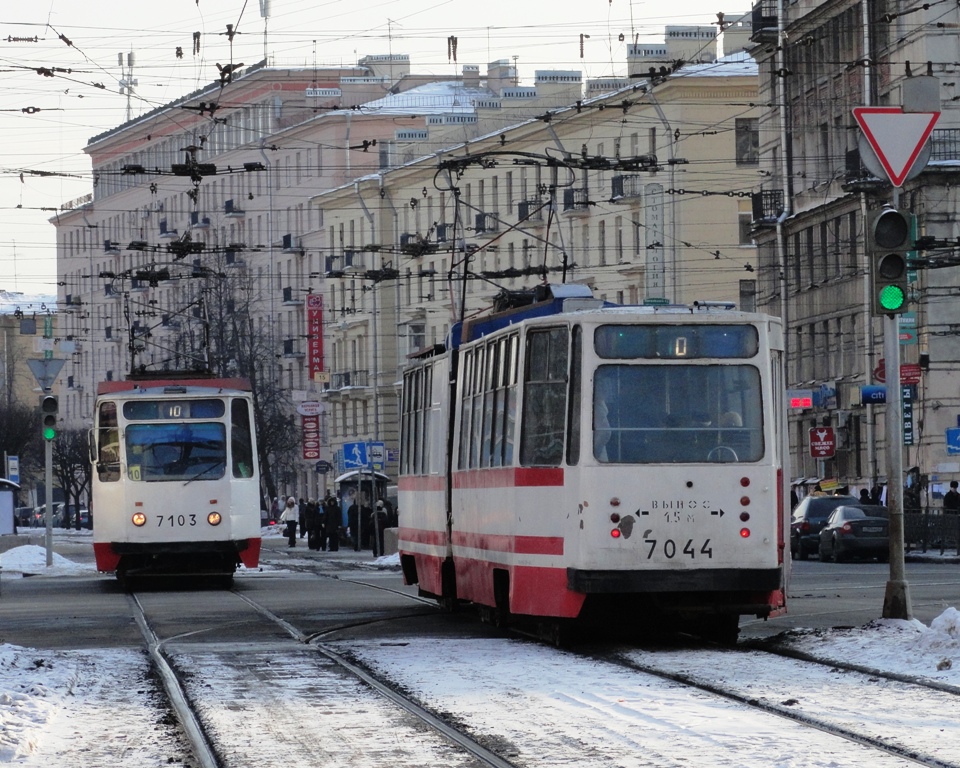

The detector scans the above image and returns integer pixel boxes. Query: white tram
[91,376,262,583]
[398,285,789,641]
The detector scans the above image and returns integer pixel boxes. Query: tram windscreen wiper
[183,459,225,484]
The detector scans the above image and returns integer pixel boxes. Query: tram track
[596,640,960,768]
[127,583,517,768]
[124,567,960,768]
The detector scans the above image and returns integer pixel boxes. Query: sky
[0,0,739,296]
[2,538,960,766]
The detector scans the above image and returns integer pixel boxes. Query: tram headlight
[132,512,147,527]
[207,512,222,526]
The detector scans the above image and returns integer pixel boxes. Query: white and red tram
[398,285,789,640]
[91,376,262,584]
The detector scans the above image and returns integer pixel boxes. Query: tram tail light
[207,512,222,526]
[739,528,751,538]
[132,512,147,527]
[610,528,621,538]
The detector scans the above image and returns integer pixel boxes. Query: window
[96,401,120,482]
[231,399,255,478]
[736,118,759,165]
[520,327,569,466]
[593,364,763,464]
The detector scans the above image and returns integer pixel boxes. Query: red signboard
[809,427,836,459]
[305,294,324,383]
[302,414,320,460]
[873,359,922,384]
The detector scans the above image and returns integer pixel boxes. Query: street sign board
[342,441,368,469]
[301,415,320,460]
[296,401,324,416]
[853,107,940,187]
[809,427,836,458]
[861,385,886,405]
[26,358,65,392]
[315,460,333,474]
[946,428,960,455]
[368,441,386,471]
[788,389,813,409]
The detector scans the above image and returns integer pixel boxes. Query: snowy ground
[1,541,959,766]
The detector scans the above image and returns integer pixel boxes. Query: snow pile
[773,609,960,683]
[0,545,95,577]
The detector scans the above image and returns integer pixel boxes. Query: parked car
[818,505,889,563]
[790,495,861,560]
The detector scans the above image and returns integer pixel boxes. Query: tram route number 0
[643,537,713,559]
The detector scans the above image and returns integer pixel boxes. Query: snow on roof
[0,291,57,315]
[356,81,493,115]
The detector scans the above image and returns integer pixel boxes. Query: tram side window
[520,327,569,467]
[231,399,255,478]
[401,364,434,476]
[96,401,120,482]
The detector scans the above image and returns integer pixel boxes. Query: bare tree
[51,428,92,529]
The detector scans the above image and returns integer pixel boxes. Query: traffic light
[40,395,58,441]
[868,206,913,316]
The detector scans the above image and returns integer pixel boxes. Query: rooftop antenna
[118,52,137,122]
[259,0,271,62]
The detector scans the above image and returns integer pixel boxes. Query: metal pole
[882,313,911,618]
[45,440,53,567]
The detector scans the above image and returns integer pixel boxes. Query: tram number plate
[643,537,713,560]
[157,514,198,527]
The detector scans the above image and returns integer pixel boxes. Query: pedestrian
[280,496,299,547]
[298,497,307,538]
[944,481,960,514]
[270,497,279,522]
[859,489,872,505]
[304,498,322,550]
[372,500,388,556]
[322,494,341,551]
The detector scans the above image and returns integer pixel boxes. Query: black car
[818,505,889,563]
[790,495,861,560]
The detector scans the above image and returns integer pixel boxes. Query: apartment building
[749,0,960,496]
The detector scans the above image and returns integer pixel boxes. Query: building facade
[54,32,760,503]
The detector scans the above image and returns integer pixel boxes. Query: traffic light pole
[44,439,53,567]
[882,313,911,618]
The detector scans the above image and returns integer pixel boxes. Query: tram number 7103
[157,514,198,527]
[643,537,713,560]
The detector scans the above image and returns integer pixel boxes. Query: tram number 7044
[642,537,714,560]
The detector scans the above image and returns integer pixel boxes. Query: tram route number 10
[643,537,713,559]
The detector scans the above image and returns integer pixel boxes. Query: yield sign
[853,107,940,187]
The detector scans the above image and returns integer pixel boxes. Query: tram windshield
[124,423,227,481]
[593,364,763,463]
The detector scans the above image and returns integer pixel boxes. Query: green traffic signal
[868,207,912,317]
[40,394,58,441]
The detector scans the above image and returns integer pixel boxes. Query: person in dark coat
[304,499,322,550]
[322,494,341,551]
[944,481,960,514]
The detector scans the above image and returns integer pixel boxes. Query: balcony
[104,283,120,299]
[103,239,121,255]
[562,187,590,212]
[326,370,369,390]
[751,189,784,225]
[400,232,438,256]
[224,199,245,218]
[930,128,960,162]
[282,286,304,305]
[190,211,211,229]
[611,175,645,200]
[130,278,148,292]
[751,0,777,42]
[517,200,544,222]
[474,212,500,235]
[282,338,305,358]
[281,234,304,255]
[225,249,244,268]
[158,220,178,239]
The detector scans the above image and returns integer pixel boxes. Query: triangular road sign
[853,107,940,187]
